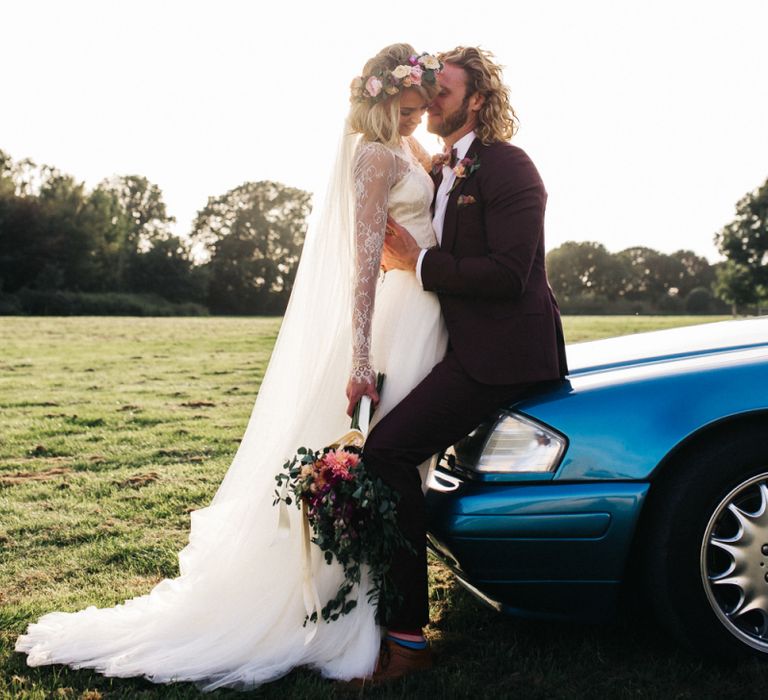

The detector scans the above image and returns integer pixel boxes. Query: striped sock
[386,634,428,650]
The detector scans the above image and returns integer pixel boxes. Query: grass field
[4,314,765,699]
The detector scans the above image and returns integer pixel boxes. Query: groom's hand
[382,215,420,272]
[345,376,380,417]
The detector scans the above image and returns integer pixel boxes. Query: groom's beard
[432,95,471,138]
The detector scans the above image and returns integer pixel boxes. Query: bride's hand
[345,376,380,418]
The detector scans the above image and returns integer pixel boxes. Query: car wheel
[642,425,768,660]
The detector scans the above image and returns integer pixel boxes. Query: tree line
[547,242,725,314]
[548,179,768,315]
[1,147,765,315]
[0,149,310,315]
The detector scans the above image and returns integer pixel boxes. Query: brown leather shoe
[346,638,433,687]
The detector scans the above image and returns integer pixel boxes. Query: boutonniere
[457,194,476,207]
[449,155,480,193]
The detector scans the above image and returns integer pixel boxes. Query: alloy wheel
[701,471,768,653]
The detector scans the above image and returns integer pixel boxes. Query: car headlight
[475,412,566,474]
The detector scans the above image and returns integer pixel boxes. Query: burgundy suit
[422,138,567,384]
[363,137,567,629]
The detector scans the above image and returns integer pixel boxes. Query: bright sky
[3,0,767,262]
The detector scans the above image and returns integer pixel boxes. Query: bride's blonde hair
[348,43,439,147]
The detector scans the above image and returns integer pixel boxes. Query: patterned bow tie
[431,148,458,174]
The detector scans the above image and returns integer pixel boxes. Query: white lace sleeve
[350,142,399,383]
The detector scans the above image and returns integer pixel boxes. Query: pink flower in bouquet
[322,449,360,481]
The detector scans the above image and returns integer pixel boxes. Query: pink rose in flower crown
[409,65,423,85]
[365,76,383,98]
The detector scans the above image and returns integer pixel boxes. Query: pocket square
[457,194,476,207]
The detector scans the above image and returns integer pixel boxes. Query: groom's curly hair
[439,46,518,144]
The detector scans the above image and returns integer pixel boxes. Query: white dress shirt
[416,130,477,285]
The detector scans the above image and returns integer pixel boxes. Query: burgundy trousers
[362,350,534,629]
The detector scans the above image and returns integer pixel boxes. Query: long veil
[16,121,383,690]
[209,120,361,507]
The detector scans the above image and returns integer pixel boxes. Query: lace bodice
[351,139,437,382]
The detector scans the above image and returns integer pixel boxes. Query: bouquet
[273,375,412,625]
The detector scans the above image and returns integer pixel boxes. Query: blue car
[426,317,768,659]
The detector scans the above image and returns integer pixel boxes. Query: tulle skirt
[15,269,447,691]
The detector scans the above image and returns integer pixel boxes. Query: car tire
[641,421,768,660]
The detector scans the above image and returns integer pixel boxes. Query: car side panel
[426,481,649,620]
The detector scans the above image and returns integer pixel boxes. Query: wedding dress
[15,131,448,691]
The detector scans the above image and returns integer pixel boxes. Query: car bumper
[425,473,649,622]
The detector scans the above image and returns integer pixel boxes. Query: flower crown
[350,53,442,105]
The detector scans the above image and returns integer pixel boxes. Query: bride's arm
[345,142,398,416]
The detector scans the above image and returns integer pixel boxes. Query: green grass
[561,315,731,343]
[1,314,760,700]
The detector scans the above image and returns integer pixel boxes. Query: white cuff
[416,248,428,287]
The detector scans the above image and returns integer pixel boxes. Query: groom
[355,46,568,682]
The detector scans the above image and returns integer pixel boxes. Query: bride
[15,43,448,690]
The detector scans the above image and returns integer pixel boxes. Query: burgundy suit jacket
[421,138,568,385]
